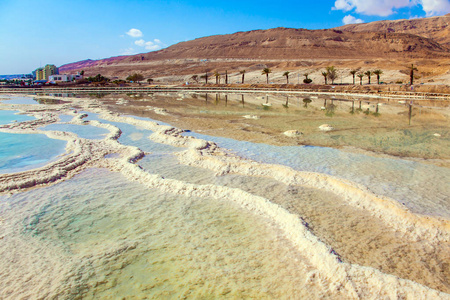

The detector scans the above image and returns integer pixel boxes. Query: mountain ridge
[59,14,450,84]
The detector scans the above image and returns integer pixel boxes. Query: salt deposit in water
[0,95,449,299]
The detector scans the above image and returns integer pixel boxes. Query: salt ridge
[0,95,449,298]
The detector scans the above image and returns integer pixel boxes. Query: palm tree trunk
[242,74,245,84]
[266,74,269,84]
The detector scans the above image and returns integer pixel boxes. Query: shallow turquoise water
[58,114,74,123]
[0,131,67,173]
[0,168,320,299]
[1,96,449,297]
[185,132,450,219]
[98,118,178,153]
[41,124,110,140]
[0,110,34,125]
[0,97,39,105]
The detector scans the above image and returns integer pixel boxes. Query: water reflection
[303,98,312,108]
[88,92,449,160]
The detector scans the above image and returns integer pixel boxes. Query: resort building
[48,73,83,83]
[35,64,58,80]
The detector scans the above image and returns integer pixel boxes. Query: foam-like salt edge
[97,111,450,297]
[96,112,450,244]
[0,96,449,298]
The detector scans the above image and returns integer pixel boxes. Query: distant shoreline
[1,84,450,100]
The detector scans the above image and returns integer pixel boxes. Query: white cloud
[343,14,364,24]
[333,0,450,16]
[419,0,450,16]
[145,42,161,51]
[133,38,164,51]
[126,28,143,38]
[134,39,146,47]
[333,0,410,16]
[334,0,354,11]
[124,28,165,52]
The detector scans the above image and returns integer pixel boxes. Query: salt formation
[0,94,449,299]
[319,124,334,131]
[283,130,303,137]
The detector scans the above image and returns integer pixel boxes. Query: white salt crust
[0,95,449,299]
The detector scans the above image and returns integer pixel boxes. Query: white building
[49,73,83,82]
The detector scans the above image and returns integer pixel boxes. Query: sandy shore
[0,94,449,298]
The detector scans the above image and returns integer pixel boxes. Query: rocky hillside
[59,14,450,84]
[336,14,450,48]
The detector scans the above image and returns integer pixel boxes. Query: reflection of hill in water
[103,92,450,163]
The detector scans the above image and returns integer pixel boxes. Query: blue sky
[1,0,449,74]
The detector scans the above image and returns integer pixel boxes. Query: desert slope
[59,15,450,84]
[336,14,450,47]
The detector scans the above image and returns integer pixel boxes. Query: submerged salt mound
[319,124,334,131]
[110,148,450,299]
[122,113,450,243]
[174,141,450,243]
[0,110,127,193]
[284,130,303,137]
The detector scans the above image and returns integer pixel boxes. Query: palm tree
[214,71,221,84]
[373,69,383,84]
[262,68,272,84]
[326,66,337,84]
[283,71,290,84]
[191,75,198,83]
[409,64,418,85]
[357,73,364,85]
[350,70,358,85]
[364,70,372,84]
[322,71,328,84]
[240,70,246,84]
[225,70,228,84]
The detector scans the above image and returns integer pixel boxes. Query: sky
[1,0,449,74]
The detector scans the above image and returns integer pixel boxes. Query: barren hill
[336,14,450,48]
[59,15,450,84]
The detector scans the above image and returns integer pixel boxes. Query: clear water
[0,97,39,105]
[41,124,110,140]
[184,132,450,219]
[0,110,34,125]
[0,169,328,299]
[58,114,74,123]
[79,111,100,121]
[124,114,172,126]
[98,118,178,153]
[0,131,67,173]
[1,96,449,297]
